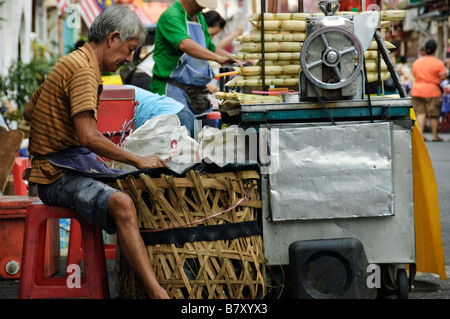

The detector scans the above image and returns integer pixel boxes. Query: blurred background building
[0,0,448,74]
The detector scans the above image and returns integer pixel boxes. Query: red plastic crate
[0,196,60,279]
[97,84,135,136]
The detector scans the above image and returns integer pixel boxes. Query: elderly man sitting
[23,6,169,299]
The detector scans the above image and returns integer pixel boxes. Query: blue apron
[165,13,214,117]
[39,146,126,180]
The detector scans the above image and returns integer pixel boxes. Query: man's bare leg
[416,113,426,135]
[107,192,170,299]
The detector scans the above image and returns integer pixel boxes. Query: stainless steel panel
[262,120,415,265]
[268,122,394,221]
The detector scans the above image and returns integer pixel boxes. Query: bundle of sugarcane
[231,45,393,63]
[264,60,299,66]
[367,71,391,82]
[237,59,385,75]
[226,10,406,89]
[226,58,390,88]
[246,10,406,22]
[237,41,303,53]
[236,64,301,76]
[250,20,306,32]
[215,92,283,116]
[230,52,301,61]
[226,75,299,88]
[225,67,391,88]
[228,18,303,88]
[380,10,407,21]
[237,32,306,43]
[215,91,283,104]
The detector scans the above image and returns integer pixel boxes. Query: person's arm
[73,110,168,169]
[440,70,448,81]
[439,61,448,81]
[23,99,36,122]
[206,82,219,93]
[23,85,44,122]
[68,67,166,169]
[214,46,234,58]
[215,24,244,50]
[178,38,235,66]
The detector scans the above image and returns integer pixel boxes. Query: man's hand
[216,54,242,67]
[214,47,242,67]
[135,154,169,170]
[73,111,169,170]
[148,285,171,299]
[178,38,242,67]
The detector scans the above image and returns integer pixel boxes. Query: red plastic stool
[67,219,116,272]
[11,157,31,195]
[18,203,110,299]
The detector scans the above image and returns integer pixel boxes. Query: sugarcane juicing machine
[300,1,365,101]
[237,1,415,299]
[297,0,407,101]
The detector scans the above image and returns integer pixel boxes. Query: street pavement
[0,131,449,300]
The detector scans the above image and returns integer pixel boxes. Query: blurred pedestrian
[411,39,448,141]
[203,10,243,51]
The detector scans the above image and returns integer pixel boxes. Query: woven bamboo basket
[109,168,266,299]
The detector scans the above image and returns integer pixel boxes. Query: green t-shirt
[149,0,216,95]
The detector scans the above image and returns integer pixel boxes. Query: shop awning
[77,0,102,27]
[75,0,167,27]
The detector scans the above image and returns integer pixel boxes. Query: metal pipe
[376,0,382,95]
[261,0,266,91]
[374,31,407,98]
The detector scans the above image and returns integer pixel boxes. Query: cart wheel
[377,264,394,298]
[396,268,408,299]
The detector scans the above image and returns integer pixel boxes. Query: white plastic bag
[121,114,200,173]
[198,125,248,166]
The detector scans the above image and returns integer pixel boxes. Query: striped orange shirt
[28,43,103,184]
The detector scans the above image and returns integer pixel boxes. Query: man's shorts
[412,96,443,118]
[37,170,119,234]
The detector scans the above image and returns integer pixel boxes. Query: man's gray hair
[88,6,146,47]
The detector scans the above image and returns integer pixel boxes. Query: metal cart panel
[268,121,394,221]
[261,120,415,265]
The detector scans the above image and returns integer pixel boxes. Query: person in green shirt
[150,0,238,135]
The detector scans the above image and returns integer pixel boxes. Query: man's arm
[73,110,168,169]
[178,38,238,66]
[23,85,44,122]
[23,99,36,122]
